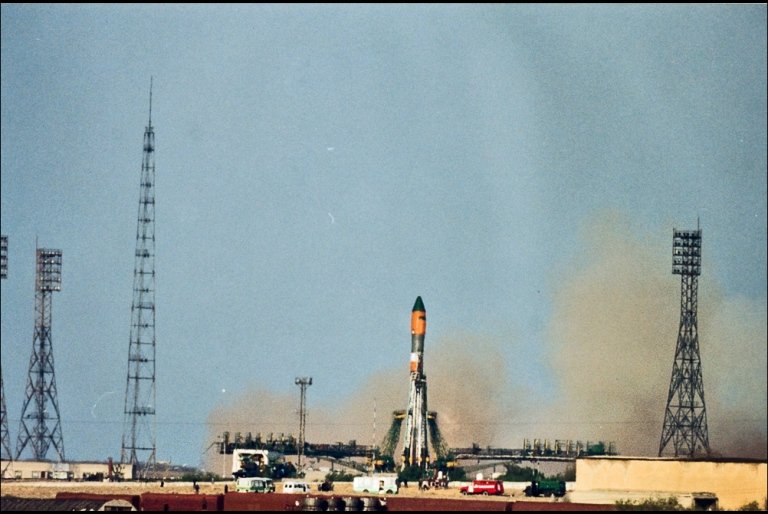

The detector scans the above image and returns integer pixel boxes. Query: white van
[352,474,398,494]
[282,480,311,494]
[236,477,275,493]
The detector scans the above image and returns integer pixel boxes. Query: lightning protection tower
[295,377,312,468]
[16,246,65,461]
[659,225,710,457]
[1,235,11,460]
[121,80,157,478]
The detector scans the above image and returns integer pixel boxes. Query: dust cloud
[538,212,766,458]
[204,212,766,470]
[203,336,509,471]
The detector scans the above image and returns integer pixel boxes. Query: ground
[0,479,549,502]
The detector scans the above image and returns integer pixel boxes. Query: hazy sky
[1,4,766,469]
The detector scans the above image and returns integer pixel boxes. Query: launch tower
[16,246,65,461]
[121,81,157,478]
[659,226,710,457]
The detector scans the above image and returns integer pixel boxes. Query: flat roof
[577,455,766,464]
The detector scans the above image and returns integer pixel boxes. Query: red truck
[459,479,505,496]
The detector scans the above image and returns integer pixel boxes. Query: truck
[232,449,270,478]
[459,479,504,496]
[523,479,566,498]
[352,474,399,494]
[235,477,275,493]
[231,448,297,480]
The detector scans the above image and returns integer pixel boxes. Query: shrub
[181,471,220,482]
[324,470,357,482]
[615,496,684,511]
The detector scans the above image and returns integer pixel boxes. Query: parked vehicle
[282,480,311,494]
[317,479,334,492]
[235,476,275,493]
[352,474,399,494]
[523,479,566,497]
[459,479,504,496]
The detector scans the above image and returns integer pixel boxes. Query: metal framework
[1,235,11,460]
[380,410,405,459]
[659,227,710,457]
[295,377,312,467]
[16,247,65,461]
[121,80,157,478]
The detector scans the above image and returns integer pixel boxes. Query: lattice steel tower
[121,81,157,478]
[295,377,312,468]
[659,226,710,457]
[1,235,11,460]
[16,246,65,461]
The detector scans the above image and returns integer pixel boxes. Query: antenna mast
[121,80,157,478]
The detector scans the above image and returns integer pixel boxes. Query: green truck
[523,479,566,497]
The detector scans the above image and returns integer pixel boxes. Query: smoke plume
[539,212,767,458]
[204,211,766,470]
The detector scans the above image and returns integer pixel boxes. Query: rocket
[402,296,429,471]
[410,296,426,374]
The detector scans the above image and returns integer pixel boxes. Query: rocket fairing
[410,296,426,373]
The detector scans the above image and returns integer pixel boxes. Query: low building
[570,455,767,510]
[1,459,134,481]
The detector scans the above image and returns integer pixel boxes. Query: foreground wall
[33,491,615,511]
[574,456,767,510]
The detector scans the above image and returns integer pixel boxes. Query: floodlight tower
[0,235,7,278]
[659,226,710,457]
[295,377,312,467]
[16,246,65,461]
[1,235,11,460]
[121,80,157,478]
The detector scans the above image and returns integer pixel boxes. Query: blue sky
[1,4,766,468]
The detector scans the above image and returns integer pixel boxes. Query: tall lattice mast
[659,225,710,457]
[16,245,65,461]
[1,235,11,460]
[295,377,312,468]
[121,80,157,478]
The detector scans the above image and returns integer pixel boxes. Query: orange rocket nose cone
[411,296,426,335]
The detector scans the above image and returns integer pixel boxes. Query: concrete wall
[574,456,767,510]
[1,460,134,481]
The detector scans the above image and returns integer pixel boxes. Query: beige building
[570,455,767,510]
[1,459,134,481]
